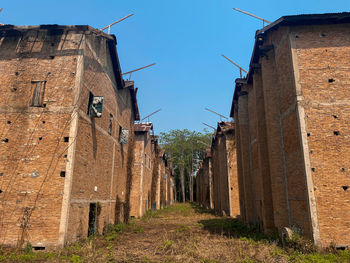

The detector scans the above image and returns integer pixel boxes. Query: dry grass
[1,203,350,262]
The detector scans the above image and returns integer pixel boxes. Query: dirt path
[107,203,286,263]
[2,203,349,262]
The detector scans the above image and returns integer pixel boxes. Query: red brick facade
[232,13,350,247]
[0,25,139,249]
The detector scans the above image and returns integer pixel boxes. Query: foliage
[159,129,212,201]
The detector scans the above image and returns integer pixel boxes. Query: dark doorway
[88,203,97,236]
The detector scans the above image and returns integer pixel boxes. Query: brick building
[196,149,213,209]
[211,122,240,217]
[231,13,350,247]
[0,25,139,249]
[130,122,154,218]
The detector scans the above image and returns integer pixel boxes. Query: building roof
[134,122,153,133]
[230,12,350,117]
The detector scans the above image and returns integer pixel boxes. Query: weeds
[159,239,174,250]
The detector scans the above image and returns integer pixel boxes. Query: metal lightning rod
[202,122,216,130]
[122,63,156,80]
[205,108,229,120]
[141,109,161,122]
[100,13,134,34]
[233,8,271,27]
[222,54,247,78]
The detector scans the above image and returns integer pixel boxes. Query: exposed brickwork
[0,25,139,249]
[232,14,350,247]
[210,122,240,217]
[130,123,154,218]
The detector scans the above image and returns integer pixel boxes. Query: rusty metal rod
[222,55,248,74]
[122,63,156,76]
[141,109,161,121]
[233,8,271,24]
[100,13,134,31]
[202,122,216,130]
[205,108,229,120]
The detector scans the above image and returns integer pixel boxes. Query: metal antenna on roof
[141,109,161,122]
[100,13,134,34]
[222,54,247,78]
[202,122,216,130]
[233,8,271,27]
[205,107,229,122]
[122,63,156,80]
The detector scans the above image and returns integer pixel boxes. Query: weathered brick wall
[130,130,154,217]
[210,123,240,217]
[67,32,136,242]
[253,70,275,233]
[225,131,240,218]
[211,136,221,213]
[142,132,153,214]
[247,87,264,225]
[0,25,139,248]
[233,105,246,221]
[290,24,350,247]
[130,134,144,218]
[233,20,350,247]
[237,93,256,224]
[270,27,311,238]
[196,165,208,207]
[0,26,82,249]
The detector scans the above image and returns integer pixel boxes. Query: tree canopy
[159,129,212,202]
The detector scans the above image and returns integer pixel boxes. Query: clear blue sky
[2,1,349,134]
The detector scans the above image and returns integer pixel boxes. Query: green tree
[159,129,211,202]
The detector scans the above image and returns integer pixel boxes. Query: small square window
[64,137,69,142]
[60,171,66,178]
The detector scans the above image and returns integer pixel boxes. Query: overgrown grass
[1,203,349,262]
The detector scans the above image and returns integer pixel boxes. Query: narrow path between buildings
[3,203,349,262]
[105,203,285,263]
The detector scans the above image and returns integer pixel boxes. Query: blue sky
[1,1,349,134]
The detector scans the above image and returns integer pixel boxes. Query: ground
[1,203,350,262]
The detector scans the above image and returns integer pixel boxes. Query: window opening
[60,171,66,178]
[119,127,129,144]
[88,203,97,236]
[64,137,69,142]
[108,114,113,135]
[87,91,104,118]
[31,81,46,107]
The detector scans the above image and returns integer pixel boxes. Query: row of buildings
[197,12,350,248]
[0,25,175,249]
